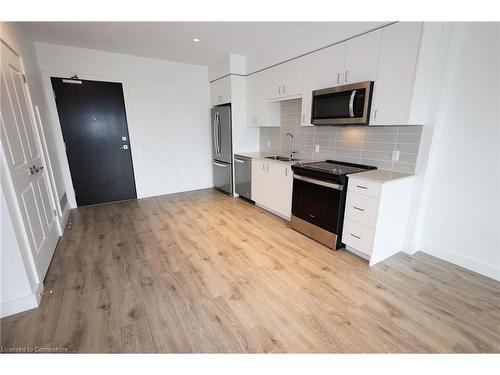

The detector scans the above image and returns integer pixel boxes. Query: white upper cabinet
[210,75,231,106]
[244,22,425,127]
[370,22,423,126]
[311,43,346,90]
[247,69,277,127]
[267,58,305,100]
[300,54,315,126]
[344,30,382,84]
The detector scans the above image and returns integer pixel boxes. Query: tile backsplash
[260,99,423,173]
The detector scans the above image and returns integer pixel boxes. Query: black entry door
[51,77,137,206]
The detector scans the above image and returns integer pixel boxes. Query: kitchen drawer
[348,177,381,198]
[342,219,375,256]
[345,191,379,227]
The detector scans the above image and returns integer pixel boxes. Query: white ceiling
[21,22,388,72]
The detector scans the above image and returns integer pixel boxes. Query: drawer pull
[356,185,368,189]
[353,206,365,212]
[350,233,361,239]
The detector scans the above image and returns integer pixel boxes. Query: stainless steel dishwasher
[234,155,252,200]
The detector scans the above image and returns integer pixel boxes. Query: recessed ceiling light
[193,38,200,42]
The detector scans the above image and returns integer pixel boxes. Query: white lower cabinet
[342,174,415,265]
[251,158,293,219]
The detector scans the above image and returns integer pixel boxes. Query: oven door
[311,81,373,125]
[291,175,343,233]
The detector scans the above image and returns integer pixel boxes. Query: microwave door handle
[349,90,357,118]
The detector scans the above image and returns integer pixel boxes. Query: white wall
[35,42,213,204]
[413,23,500,280]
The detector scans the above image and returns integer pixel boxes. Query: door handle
[349,90,356,118]
[213,112,218,155]
[120,145,129,150]
[217,113,222,156]
[213,161,227,168]
[29,165,44,175]
[235,158,245,163]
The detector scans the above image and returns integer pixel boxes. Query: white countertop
[347,169,415,183]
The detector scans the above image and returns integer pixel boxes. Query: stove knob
[338,169,343,174]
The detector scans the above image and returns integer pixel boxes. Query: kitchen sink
[265,155,300,162]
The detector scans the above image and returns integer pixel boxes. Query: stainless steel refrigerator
[211,104,233,194]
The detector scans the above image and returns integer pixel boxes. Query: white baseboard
[0,282,43,318]
[345,245,370,262]
[421,245,500,282]
[254,203,290,221]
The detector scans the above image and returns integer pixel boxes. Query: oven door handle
[294,175,343,190]
[349,90,356,118]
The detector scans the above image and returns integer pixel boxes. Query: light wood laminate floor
[1,189,499,353]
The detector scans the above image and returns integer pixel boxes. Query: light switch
[392,150,400,162]
[315,144,320,153]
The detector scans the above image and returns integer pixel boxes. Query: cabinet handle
[302,114,306,124]
[262,162,265,170]
[373,109,378,121]
[285,168,288,176]
[266,164,269,171]
[350,233,361,239]
[278,86,282,95]
[356,185,368,189]
[353,206,365,212]
[345,70,349,82]
[283,85,286,94]
[337,73,341,84]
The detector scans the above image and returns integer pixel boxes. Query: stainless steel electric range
[290,160,376,249]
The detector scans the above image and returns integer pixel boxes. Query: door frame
[0,38,61,295]
[40,69,136,209]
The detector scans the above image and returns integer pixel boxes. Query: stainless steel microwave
[311,81,374,125]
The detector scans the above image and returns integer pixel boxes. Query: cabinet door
[267,162,293,218]
[344,30,381,84]
[254,70,269,126]
[370,22,422,126]
[210,76,231,106]
[282,57,305,97]
[300,55,314,126]
[266,65,283,99]
[311,43,346,90]
[246,74,257,126]
[251,159,267,205]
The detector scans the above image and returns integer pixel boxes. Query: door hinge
[22,74,27,83]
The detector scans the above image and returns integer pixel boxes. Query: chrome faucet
[281,132,297,159]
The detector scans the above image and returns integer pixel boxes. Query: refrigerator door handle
[213,112,218,156]
[217,112,222,156]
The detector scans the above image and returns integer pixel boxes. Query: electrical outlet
[392,150,400,162]
[267,140,271,147]
[315,144,320,153]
